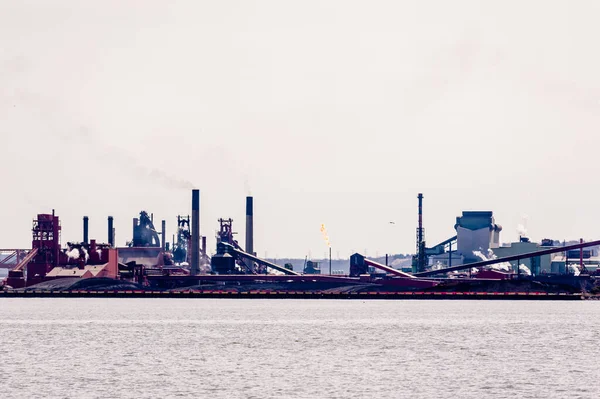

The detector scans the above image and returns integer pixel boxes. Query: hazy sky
[2,1,600,258]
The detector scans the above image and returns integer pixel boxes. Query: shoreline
[0,290,589,300]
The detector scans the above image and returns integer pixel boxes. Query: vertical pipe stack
[161,220,166,250]
[108,216,114,247]
[415,193,425,273]
[418,193,423,250]
[580,238,584,269]
[83,216,89,244]
[245,197,254,272]
[191,189,200,275]
[246,197,254,255]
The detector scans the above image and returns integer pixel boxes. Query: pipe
[108,216,114,247]
[191,189,200,275]
[245,197,254,272]
[415,193,425,273]
[202,236,207,255]
[418,193,423,244]
[161,220,166,250]
[246,196,254,255]
[580,238,584,269]
[83,216,89,244]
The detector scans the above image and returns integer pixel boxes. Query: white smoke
[267,267,285,275]
[81,247,89,261]
[518,264,532,276]
[431,261,445,270]
[73,130,196,190]
[517,214,529,238]
[568,264,581,276]
[472,250,488,261]
[472,249,512,272]
[66,248,80,259]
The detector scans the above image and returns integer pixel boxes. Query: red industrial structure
[3,212,118,288]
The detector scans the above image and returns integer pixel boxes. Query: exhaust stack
[191,189,200,275]
[245,197,254,256]
[414,193,426,273]
[161,220,166,250]
[108,216,114,247]
[83,216,89,244]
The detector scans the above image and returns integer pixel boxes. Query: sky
[1,1,600,259]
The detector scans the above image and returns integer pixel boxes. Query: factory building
[454,211,502,264]
[428,252,463,268]
[492,238,553,275]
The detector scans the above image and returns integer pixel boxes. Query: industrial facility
[1,190,599,297]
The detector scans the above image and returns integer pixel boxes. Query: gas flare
[320,224,331,248]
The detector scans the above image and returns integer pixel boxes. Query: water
[1,299,599,398]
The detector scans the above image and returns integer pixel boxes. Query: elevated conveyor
[12,248,38,272]
[218,243,300,276]
[364,258,415,278]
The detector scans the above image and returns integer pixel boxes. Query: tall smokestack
[414,193,426,273]
[161,220,166,250]
[418,193,423,246]
[246,197,254,256]
[108,216,114,247]
[191,189,200,275]
[83,216,89,244]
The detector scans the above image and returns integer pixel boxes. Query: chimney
[417,193,423,246]
[108,216,114,247]
[191,189,200,274]
[415,193,425,273]
[83,216,89,244]
[245,196,254,256]
[161,220,166,250]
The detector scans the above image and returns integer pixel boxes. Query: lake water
[0,299,598,398]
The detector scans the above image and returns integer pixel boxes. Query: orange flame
[320,224,331,248]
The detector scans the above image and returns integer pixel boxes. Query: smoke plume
[516,214,529,238]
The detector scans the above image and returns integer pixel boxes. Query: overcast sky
[2,1,600,258]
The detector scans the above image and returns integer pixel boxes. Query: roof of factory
[45,264,110,278]
[45,267,93,278]
[84,264,109,276]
